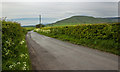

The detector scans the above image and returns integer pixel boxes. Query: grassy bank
[2,20,31,70]
[34,23,120,55]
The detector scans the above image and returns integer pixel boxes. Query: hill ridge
[46,16,118,26]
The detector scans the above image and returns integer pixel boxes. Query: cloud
[2,0,119,2]
[1,2,118,25]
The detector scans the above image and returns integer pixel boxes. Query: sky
[0,0,119,26]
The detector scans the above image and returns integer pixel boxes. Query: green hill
[46,16,118,26]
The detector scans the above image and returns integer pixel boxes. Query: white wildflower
[17,62,20,64]
[20,40,25,44]
[13,63,16,67]
[25,54,28,56]
[6,41,11,46]
[23,62,26,64]
[24,64,27,67]
[6,41,8,43]
[25,57,27,59]
[22,66,27,70]
[12,43,14,45]
[9,65,12,69]
[20,54,25,58]
[11,65,14,67]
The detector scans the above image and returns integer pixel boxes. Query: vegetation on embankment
[2,20,31,70]
[34,23,120,55]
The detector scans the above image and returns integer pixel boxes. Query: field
[23,27,35,31]
[2,20,31,70]
[23,26,35,31]
[34,23,120,55]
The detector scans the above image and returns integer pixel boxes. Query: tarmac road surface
[26,31,118,70]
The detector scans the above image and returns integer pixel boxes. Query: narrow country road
[26,31,118,70]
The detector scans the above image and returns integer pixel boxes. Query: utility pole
[39,15,41,24]
[39,15,41,28]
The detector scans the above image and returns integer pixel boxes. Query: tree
[36,24,45,28]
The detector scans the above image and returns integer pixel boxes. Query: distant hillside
[22,25,36,27]
[46,16,118,26]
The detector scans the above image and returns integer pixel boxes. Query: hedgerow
[34,23,120,55]
[2,20,31,70]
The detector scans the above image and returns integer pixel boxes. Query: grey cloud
[1,2,118,25]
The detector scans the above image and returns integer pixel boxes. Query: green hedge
[35,23,120,55]
[2,20,31,70]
